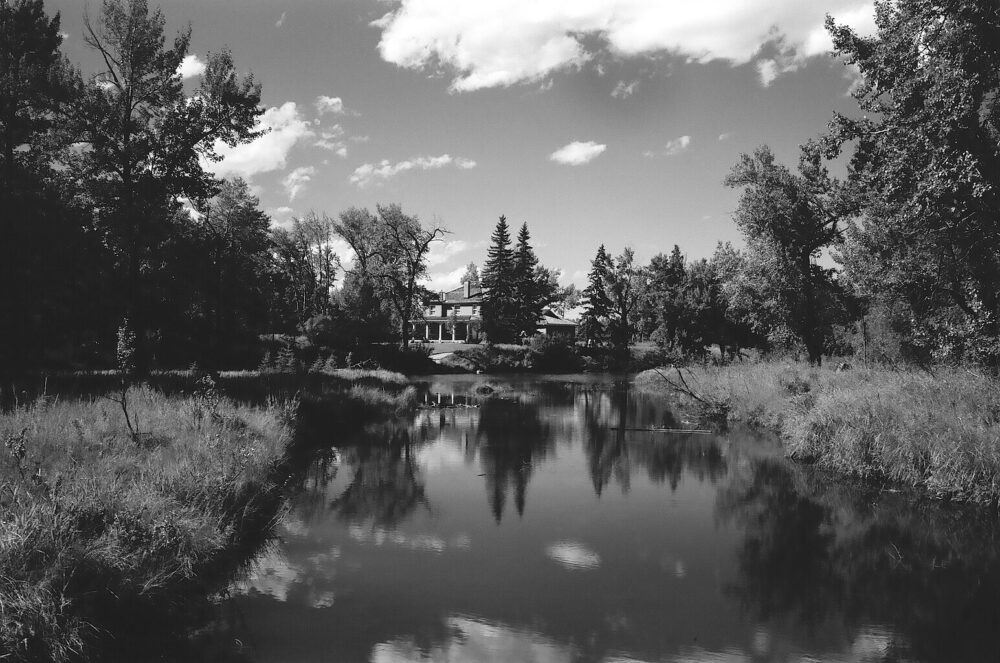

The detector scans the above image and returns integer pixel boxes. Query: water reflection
[475,397,552,521]
[212,376,1000,663]
[331,428,429,527]
[718,456,1000,662]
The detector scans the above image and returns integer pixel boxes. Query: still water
[222,375,1000,662]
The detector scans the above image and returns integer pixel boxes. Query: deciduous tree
[73,0,262,370]
[826,0,1000,363]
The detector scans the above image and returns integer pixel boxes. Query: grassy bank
[636,363,1000,504]
[0,369,416,661]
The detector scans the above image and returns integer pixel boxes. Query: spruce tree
[513,223,542,338]
[481,215,517,342]
[580,244,612,346]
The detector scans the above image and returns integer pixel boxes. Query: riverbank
[0,369,416,661]
[636,363,1000,504]
[435,340,671,374]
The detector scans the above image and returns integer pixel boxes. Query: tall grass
[0,386,295,661]
[637,362,1000,503]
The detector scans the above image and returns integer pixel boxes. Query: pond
[213,375,1000,662]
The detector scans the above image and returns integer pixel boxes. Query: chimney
[439,291,445,302]
[464,281,471,298]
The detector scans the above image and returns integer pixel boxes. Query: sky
[48,0,876,291]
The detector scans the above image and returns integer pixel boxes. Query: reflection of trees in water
[717,457,1000,662]
[474,397,552,522]
[582,385,727,495]
[330,427,429,527]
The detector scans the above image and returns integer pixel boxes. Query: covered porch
[412,319,477,343]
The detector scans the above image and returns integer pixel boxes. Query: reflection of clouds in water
[281,512,310,537]
[373,615,574,663]
[232,546,341,609]
[851,627,897,661]
[233,549,300,602]
[348,525,471,552]
[751,627,770,655]
[546,541,600,570]
[416,442,467,471]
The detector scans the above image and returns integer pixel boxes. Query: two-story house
[413,282,484,343]
[412,282,578,344]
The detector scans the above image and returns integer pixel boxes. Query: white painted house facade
[411,282,577,343]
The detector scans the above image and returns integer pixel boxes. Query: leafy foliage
[826,0,1000,364]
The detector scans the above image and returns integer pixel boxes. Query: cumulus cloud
[645,135,690,157]
[426,239,469,267]
[550,140,606,166]
[207,102,313,179]
[315,95,345,115]
[718,132,733,141]
[373,0,876,91]
[350,154,476,187]
[315,125,350,157]
[176,54,206,79]
[663,135,691,155]
[424,265,468,292]
[275,11,287,27]
[611,79,638,99]
[283,166,316,200]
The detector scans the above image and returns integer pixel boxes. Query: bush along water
[636,362,1000,504]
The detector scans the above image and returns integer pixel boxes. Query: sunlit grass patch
[637,362,1000,503]
[0,386,294,661]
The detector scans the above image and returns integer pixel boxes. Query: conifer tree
[513,223,543,338]
[481,215,517,342]
[580,244,612,346]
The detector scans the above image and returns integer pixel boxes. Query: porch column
[451,324,456,342]
[424,323,429,339]
[438,323,443,341]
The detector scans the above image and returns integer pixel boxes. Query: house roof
[538,309,577,327]
[434,284,483,303]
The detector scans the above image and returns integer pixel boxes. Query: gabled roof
[433,284,484,303]
[538,309,577,326]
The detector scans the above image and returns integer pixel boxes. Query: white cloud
[176,54,206,79]
[426,239,469,267]
[718,132,733,141]
[646,135,691,157]
[207,102,314,179]
[663,135,691,156]
[549,140,606,166]
[423,265,468,292]
[315,125,349,157]
[373,1,876,91]
[274,206,294,215]
[58,31,68,41]
[315,95,345,115]
[283,166,316,200]
[611,79,638,99]
[350,154,476,187]
[276,11,287,27]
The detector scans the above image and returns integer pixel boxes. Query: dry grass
[637,362,1000,503]
[0,386,295,661]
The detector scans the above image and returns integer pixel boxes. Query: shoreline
[0,369,415,662]
[636,363,1000,506]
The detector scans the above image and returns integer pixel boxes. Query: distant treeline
[3,0,999,371]
[577,2,1000,368]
